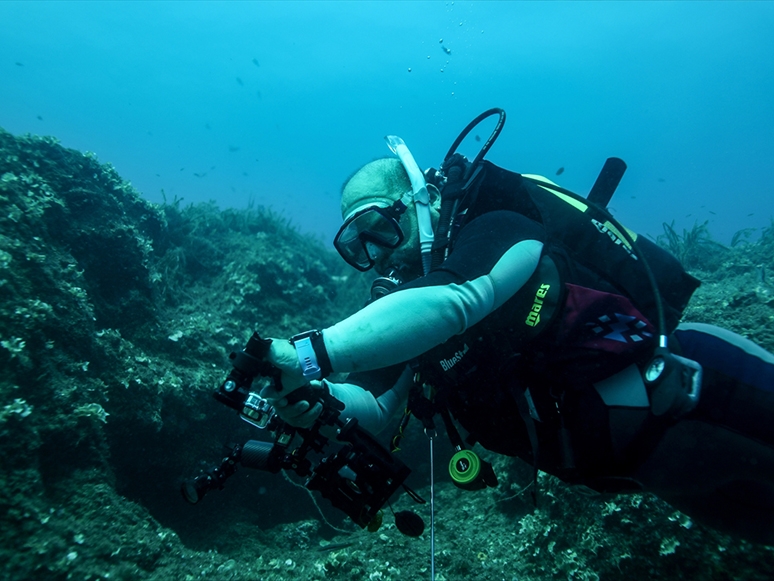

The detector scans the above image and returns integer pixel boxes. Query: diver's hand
[260,380,324,428]
[271,398,323,429]
[265,338,307,392]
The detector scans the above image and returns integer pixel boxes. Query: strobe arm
[181,438,313,505]
[181,444,243,504]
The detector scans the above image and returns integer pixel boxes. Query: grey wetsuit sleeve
[321,365,414,436]
[323,237,543,372]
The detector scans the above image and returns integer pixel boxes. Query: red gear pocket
[557,283,656,354]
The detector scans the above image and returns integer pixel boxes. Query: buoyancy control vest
[466,162,698,335]
[416,161,701,468]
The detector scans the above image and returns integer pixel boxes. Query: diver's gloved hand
[264,338,308,392]
[260,380,324,429]
[259,338,322,428]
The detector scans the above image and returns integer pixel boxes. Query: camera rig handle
[213,331,344,429]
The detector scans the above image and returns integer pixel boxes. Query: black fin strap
[513,387,541,507]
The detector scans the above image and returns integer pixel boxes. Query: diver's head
[335,157,439,278]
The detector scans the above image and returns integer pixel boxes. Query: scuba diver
[256,109,774,545]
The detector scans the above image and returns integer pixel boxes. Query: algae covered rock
[0,128,360,580]
[0,131,163,342]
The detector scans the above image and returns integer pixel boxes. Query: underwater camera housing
[181,332,412,530]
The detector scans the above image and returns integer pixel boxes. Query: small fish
[658,178,665,183]
[15,62,24,66]
[243,172,248,176]
[474,134,481,142]
[236,77,244,86]
[556,167,564,176]
[442,46,451,55]
[252,58,260,67]
[193,172,207,178]
[748,213,755,217]
[709,211,716,215]
[317,541,355,553]
[155,173,160,177]
[210,165,216,170]
[180,167,185,171]
[36,115,43,120]
[229,146,240,152]
[205,123,211,130]
[256,91,262,100]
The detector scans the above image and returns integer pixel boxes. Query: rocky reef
[1,127,774,580]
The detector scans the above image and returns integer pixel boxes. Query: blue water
[2,1,772,246]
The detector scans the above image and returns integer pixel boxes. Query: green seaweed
[657,220,728,271]
[731,227,757,248]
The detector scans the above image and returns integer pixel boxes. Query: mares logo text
[591,219,638,260]
[525,283,551,327]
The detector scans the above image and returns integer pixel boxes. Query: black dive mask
[334,198,408,271]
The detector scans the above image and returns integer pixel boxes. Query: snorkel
[385,136,435,276]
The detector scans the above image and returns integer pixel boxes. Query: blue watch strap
[293,335,321,381]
